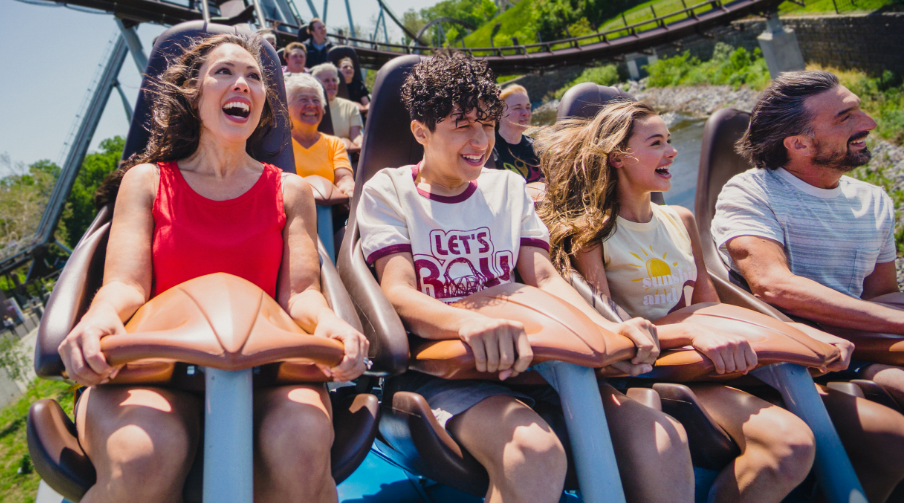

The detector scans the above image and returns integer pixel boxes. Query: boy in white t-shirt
[357,51,694,503]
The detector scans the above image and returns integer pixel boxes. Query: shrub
[645,43,770,89]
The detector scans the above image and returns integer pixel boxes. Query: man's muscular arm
[727,235,904,333]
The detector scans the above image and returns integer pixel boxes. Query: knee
[502,425,567,501]
[753,412,816,485]
[101,414,197,498]
[656,415,691,464]
[258,403,334,475]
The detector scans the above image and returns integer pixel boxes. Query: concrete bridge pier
[757,11,806,78]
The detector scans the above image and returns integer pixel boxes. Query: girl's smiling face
[610,114,678,194]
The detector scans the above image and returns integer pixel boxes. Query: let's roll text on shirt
[358,164,550,303]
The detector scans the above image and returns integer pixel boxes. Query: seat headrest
[328,46,362,101]
[352,54,424,205]
[122,21,294,173]
[694,108,752,276]
[328,45,363,78]
[556,82,635,122]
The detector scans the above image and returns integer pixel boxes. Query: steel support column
[34,36,128,247]
[114,18,148,73]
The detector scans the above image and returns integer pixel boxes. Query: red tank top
[151,161,286,298]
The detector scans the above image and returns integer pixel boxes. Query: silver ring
[363,357,373,370]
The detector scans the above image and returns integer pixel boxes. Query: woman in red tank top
[57,34,368,503]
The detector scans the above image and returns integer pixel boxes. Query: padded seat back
[555,82,635,122]
[327,45,362,100]
[694,108,753,281]
[335,55,423,376]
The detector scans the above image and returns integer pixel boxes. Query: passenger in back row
[358,51,696,503]
[285,73,354,198]
[539,98,904,502]
[311,62,363,150]
[492,84,542,182]
[712,70,904,501]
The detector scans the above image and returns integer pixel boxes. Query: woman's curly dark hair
[95,33,286,207]
[401,50,504,130]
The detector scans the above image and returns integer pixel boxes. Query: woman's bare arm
[58,164,157,384]
[278,174,368,381]
[672,205,720,304]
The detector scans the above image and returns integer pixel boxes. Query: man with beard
[711,71,904,405]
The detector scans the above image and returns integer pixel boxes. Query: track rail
[45,0,782,73]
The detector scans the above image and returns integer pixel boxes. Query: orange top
[292,134,352,182]
[151,161,286,298]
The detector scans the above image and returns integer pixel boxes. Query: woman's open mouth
[223,99,251,123]
[655,164,672,179]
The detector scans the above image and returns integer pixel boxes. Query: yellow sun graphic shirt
[603,205,697,321]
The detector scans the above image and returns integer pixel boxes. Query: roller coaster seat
[27,21,380,502]
[327,45,363,101]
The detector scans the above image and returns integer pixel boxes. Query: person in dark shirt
[492,84,542,182]
[337,57,370,113]
[303,18,333,67]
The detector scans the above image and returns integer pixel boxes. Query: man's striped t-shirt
[711,167,896,299]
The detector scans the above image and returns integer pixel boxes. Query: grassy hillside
[0,379,75,503]
[462,0,901,51]
[463,0,541,48]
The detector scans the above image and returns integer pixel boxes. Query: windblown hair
[736,70,839,170]
[536,100,658,273]
[401,50,504,131]
[95,33,284,207]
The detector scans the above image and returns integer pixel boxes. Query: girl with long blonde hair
[537,100,827,503]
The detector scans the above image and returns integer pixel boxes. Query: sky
[0,0,438,172]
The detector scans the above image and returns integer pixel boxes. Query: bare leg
[600,384,694,503]
[689,384,815,503]
[447,395,567,503]
[860,363,904,408]
[254,384,336,503]
[818,385,904,503]
[77,386,202,503]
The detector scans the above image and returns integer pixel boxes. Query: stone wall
[653,12,904,77]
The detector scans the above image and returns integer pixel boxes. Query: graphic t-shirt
[711,168,896,299]
[492,131,543,183]
[358,164,550,303]
[603,205,697,320]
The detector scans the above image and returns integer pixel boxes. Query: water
[529,107,707,213]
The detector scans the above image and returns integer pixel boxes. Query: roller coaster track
[38,0,784,74]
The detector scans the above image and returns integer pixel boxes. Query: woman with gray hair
[285,73,355,197]
[311,62,363,150]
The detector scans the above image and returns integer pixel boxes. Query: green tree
[0,157,60,255]
[60,136,124,247]
[420,0,498,45]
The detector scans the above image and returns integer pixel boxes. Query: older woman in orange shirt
[286,73,355,197]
